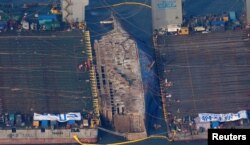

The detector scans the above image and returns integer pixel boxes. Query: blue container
[39,19,52,25]
[67,120,75,125]
[9,113,15,125]
[211,21,225,26]
[41,120,49,128]
[229,11,236,21]
[38,15,57,25]
[38,15,57,21]
[0,21,7,30]
[211,121,220,129]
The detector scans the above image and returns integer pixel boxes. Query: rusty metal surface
[94,18,146,134]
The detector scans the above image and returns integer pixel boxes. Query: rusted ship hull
[94,16,147,139]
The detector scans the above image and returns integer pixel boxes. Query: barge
[0,30,99,144]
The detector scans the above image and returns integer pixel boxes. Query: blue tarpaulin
[38,15,57,21]
[67,120,75,125]
[41,120,48,128]
[0,21,7,30]
[229,11,236,21]
[211,21,225,26]
[211,121,220,129]
[38,15,57,25]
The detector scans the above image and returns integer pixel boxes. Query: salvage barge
[154,29,250,141]
[94,17,147,140]
[0,30,98,144]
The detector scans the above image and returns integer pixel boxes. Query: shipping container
[38,15,57,21]
[151,0,183,29]
[167,24,181,32]
[223,16,229,22]
[38,14,57,25]
[9,113,15,126]
[67,120,75,125]
[179,27,189,35]
[41,120,48,128]
[211,21,225,26]
[39,19,52,25]
[33,120,39,128]
[229,11,236,21]
[50,7,62,15]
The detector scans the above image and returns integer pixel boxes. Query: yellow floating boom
[94,2,151,9]
[73,135,172,145]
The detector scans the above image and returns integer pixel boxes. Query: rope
[73,134,173,145]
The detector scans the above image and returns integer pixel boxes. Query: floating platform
[0,31,93,113]
[155,30,250,140]
[157,30,250,115]
[0,30,98,144]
